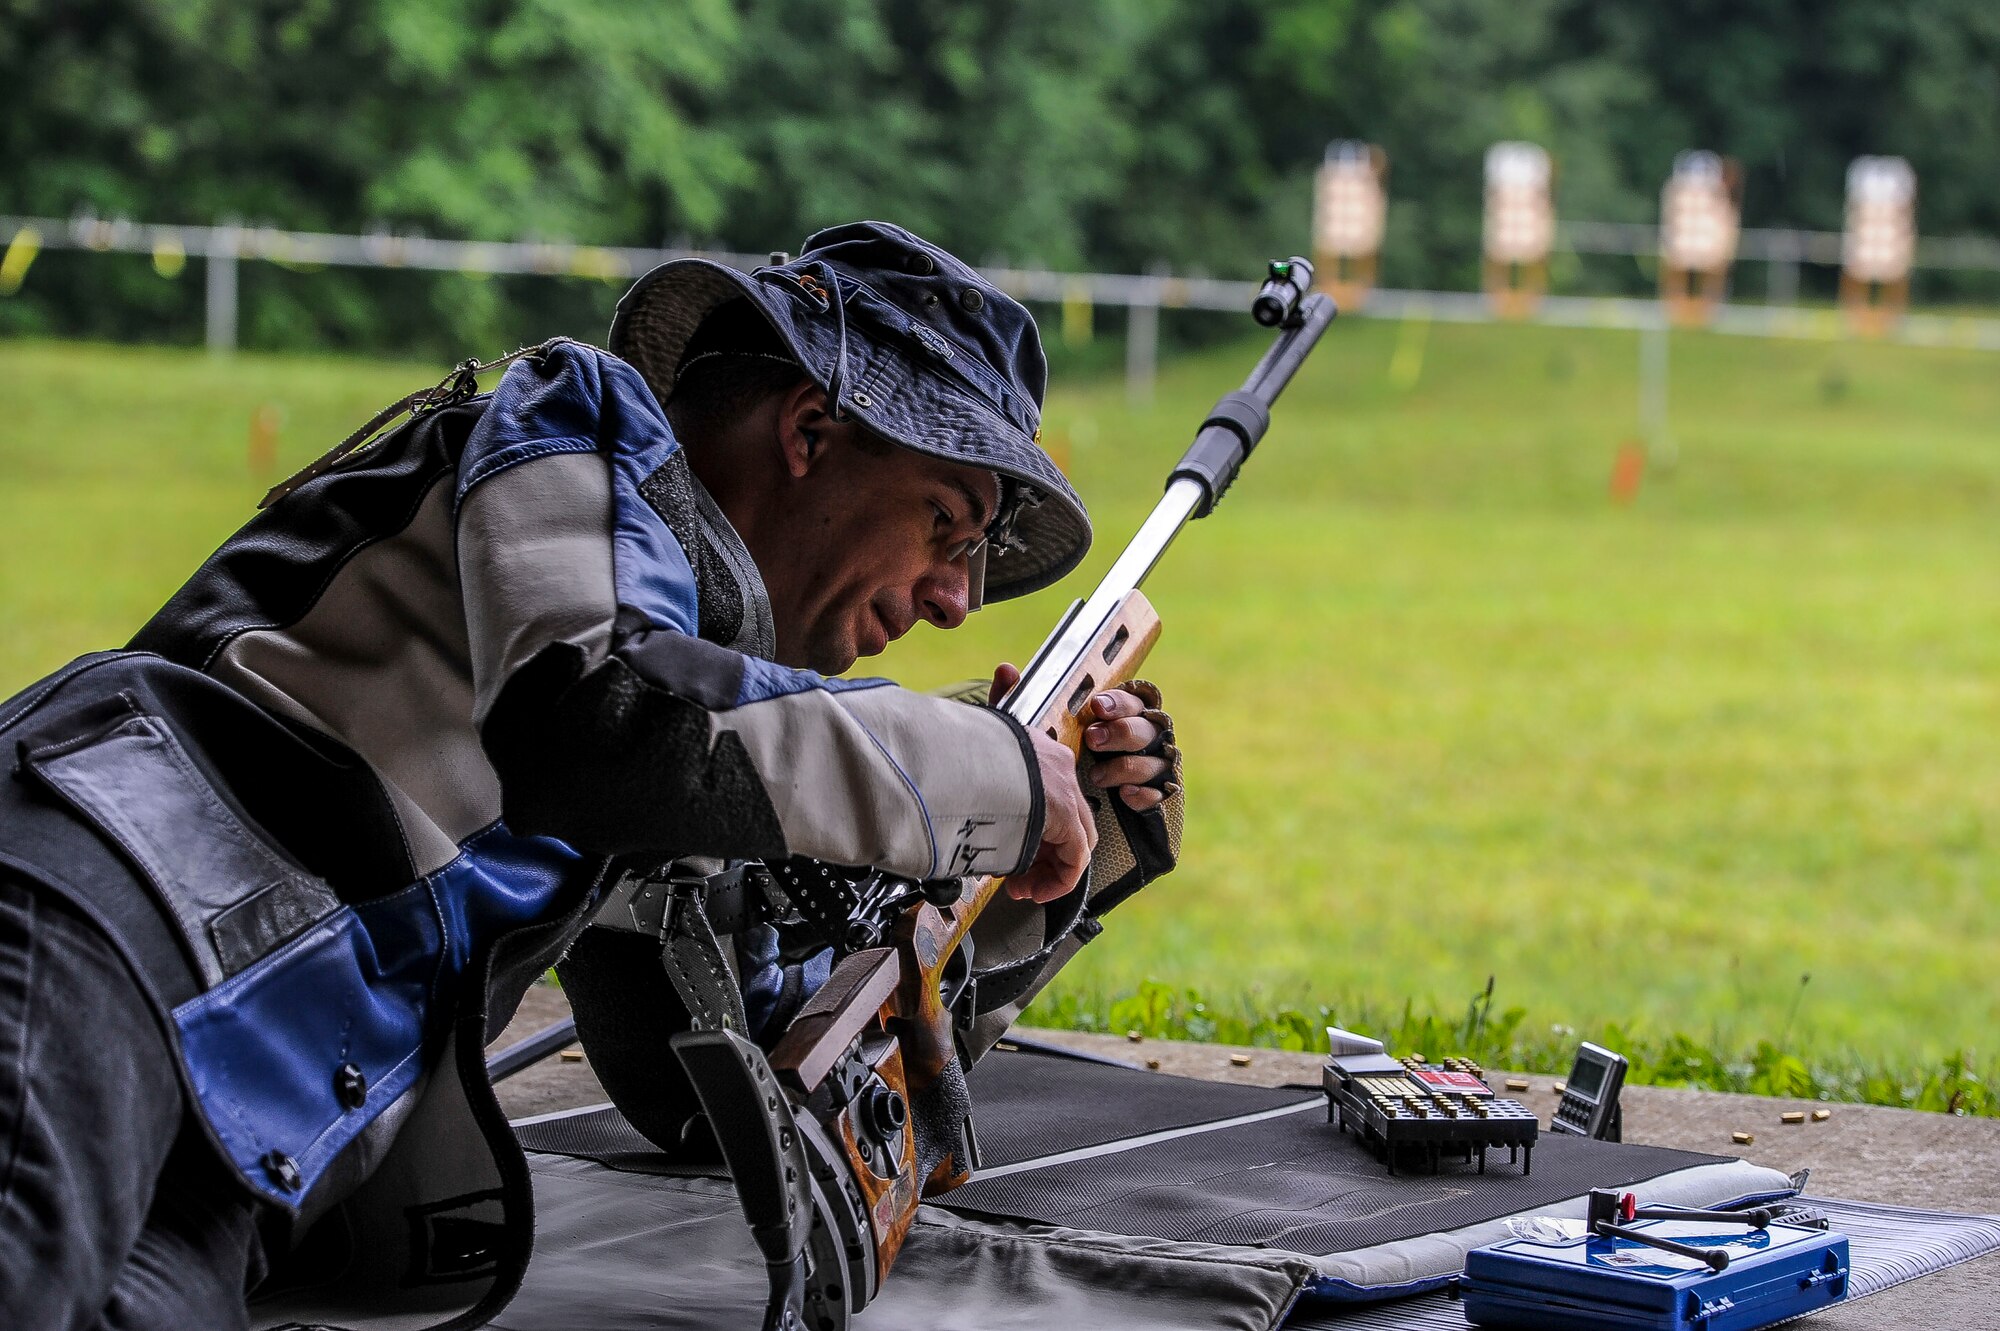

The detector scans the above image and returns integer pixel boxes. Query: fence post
[206,224,238,355]
[1126,286,1159,405]
[1767,229,1801,308]
[1640,314,1674,468]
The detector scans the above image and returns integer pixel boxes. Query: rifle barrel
[1245,291,1338,400]
[1005,291,1337,724]
[1169,292,1337,517]
[1005,478,1203,723]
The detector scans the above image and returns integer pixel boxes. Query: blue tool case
[1462,1219,1849,1330]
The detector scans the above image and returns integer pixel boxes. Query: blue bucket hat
[609,220,1090,602]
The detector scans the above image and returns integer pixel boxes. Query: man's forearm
[480,631,1042,879]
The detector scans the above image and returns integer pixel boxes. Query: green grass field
[4,323,1997,1105]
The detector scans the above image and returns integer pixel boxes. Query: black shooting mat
[488,1159,2000,1330]
[511,1043,1319,1172]
[516,1047,1720,1256]
[500,1053,2000,1329]
[964,1042,1317,1166]
[510,1100,713,1176]
[944,1111,1722,1255]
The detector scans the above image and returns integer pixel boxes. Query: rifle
[670,259,1336,1331]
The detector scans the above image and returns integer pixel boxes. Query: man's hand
[1005,728,1099,903]
[986,662,1096,902]
[988,663,1173,903]
[987,664,1174,814]
[1080,688,1173,813]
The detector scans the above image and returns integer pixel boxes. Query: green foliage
[0,0,748,351]
[7,1,2000,350]
[1027,979,1999,1117]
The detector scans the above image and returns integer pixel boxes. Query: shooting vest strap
[592,864,755,1034]
[259,341,563,509]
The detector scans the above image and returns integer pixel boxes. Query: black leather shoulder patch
[210,877,341,975]
[482,645,785,861]
[613,615,746,712]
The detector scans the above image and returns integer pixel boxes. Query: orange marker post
[1609,440,1646,505]
[248,403,283,481]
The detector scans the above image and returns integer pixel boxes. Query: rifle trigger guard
[939,936,976,1030]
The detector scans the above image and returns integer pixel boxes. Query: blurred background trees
[4,0,1998,352]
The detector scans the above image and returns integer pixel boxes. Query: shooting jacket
[0,340,1153,1329]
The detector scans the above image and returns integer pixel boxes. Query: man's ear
[773,379,833,480]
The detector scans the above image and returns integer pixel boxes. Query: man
[0,221,1182,1330]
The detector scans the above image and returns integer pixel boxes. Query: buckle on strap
[595,863,773,939]
[590,863,777,1035]
[660,871,749,1035]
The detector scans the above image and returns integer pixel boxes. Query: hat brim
[609,257,1090,602]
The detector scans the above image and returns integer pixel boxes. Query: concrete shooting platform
[491,984,1999,1330]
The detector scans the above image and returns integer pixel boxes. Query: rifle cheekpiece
[665,262,1337,1330]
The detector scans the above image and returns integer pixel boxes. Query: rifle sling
[965,870,1093,1017]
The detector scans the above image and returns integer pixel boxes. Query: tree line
[5,0,1996,354]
